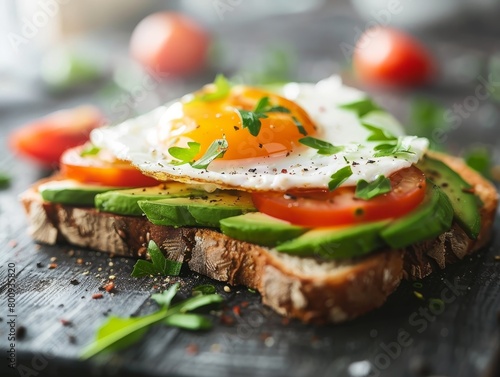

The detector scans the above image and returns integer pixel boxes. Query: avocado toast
[20,150,497,323]
[19,77,498,323]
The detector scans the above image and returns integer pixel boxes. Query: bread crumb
[48,263,57,269]
[223,286,231,293]
[109,275,116,280]
[50,257,57,262]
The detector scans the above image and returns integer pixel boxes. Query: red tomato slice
[60,146,159,187]
[353,27,435,87]
[9,106,103,167]
[251,166,426,227]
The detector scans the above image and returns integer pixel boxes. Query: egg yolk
[167,86,316,161]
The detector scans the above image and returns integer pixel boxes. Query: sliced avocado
[39,180,115,206]
[417,156,481,239]
[139,190,256,228]
[220,212,309,247]
[380,182,454,249]
[95,183,207,216]
[275,220,389,259]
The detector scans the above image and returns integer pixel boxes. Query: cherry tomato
[60,146,159,187]
[130,12,210,76]
[353,27,435,87]
[9,106,103,167]
[251,166,426,227]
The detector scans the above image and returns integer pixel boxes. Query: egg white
[91,76,428,191]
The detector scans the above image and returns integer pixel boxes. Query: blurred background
[1,0,500,183]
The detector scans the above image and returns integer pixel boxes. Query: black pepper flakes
[70,279,80,285]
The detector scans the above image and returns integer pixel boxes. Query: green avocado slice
[275,220,389,259]
[39,180,115,206]
[94,183,207,216]
[220,212,309,247]
[138,190,256,228]
[417,156,481,239]
[380,182,454,249]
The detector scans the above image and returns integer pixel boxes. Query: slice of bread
[19,153,498,323]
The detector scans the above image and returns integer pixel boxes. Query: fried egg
[91,76,428,191]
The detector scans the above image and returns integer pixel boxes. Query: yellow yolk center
[168,87,316,161]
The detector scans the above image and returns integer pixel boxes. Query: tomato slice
[9,106,103,166]
[60,146,159,187]
[251,166,426,227]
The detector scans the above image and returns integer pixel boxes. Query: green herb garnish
[238,109,267,137]
[131,241,182,277]
[192,284,216,295]
[80,283,223,359]
[168,142,201,166]
[293,116,307,136]
[355,175,391,200]
[328,165,353,191]
[198,74,231,102]
[299,136,344,155]
[191,139,228,169]
[362,123,397,142]
[339,98,380,117]
[237,96,293,137]
[373,137,415,158]
[80,144,101,157]
[0,172,11,189]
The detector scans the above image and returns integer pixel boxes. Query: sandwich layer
[20,152,498,323]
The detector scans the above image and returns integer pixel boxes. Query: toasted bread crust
[19,153,497,322]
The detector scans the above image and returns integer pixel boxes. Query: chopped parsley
[373,137,415,158]
[362,123,397,142]
[237,96,302,137]
[80,144,101,157]
[168,142,201,166]
[355,175,391,200]
[339,98,380,117]
[299,136,344,155]
[169,139,228,170]
[191,139,228,169]
[328,165,353,191]
[198,74,231,102]
[131,241,182,277]
[238,109,267,137]
[80,283,223,360]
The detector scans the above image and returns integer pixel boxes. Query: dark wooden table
[1,5,500,377]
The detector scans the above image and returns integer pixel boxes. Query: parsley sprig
[168,139,228,170]
[362,123,397,142]
[198,74,231,102]
[191,139,228,169]
[131,241,182,277]
[328,165,353,191]
[355,175,392,200]
[373,137,415,158]
[237,96,306,137]
[80,283,223,360]
[299,136,344,155]
[80,144,101,157]
[168,142,201,166]
[339,98,380,117]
